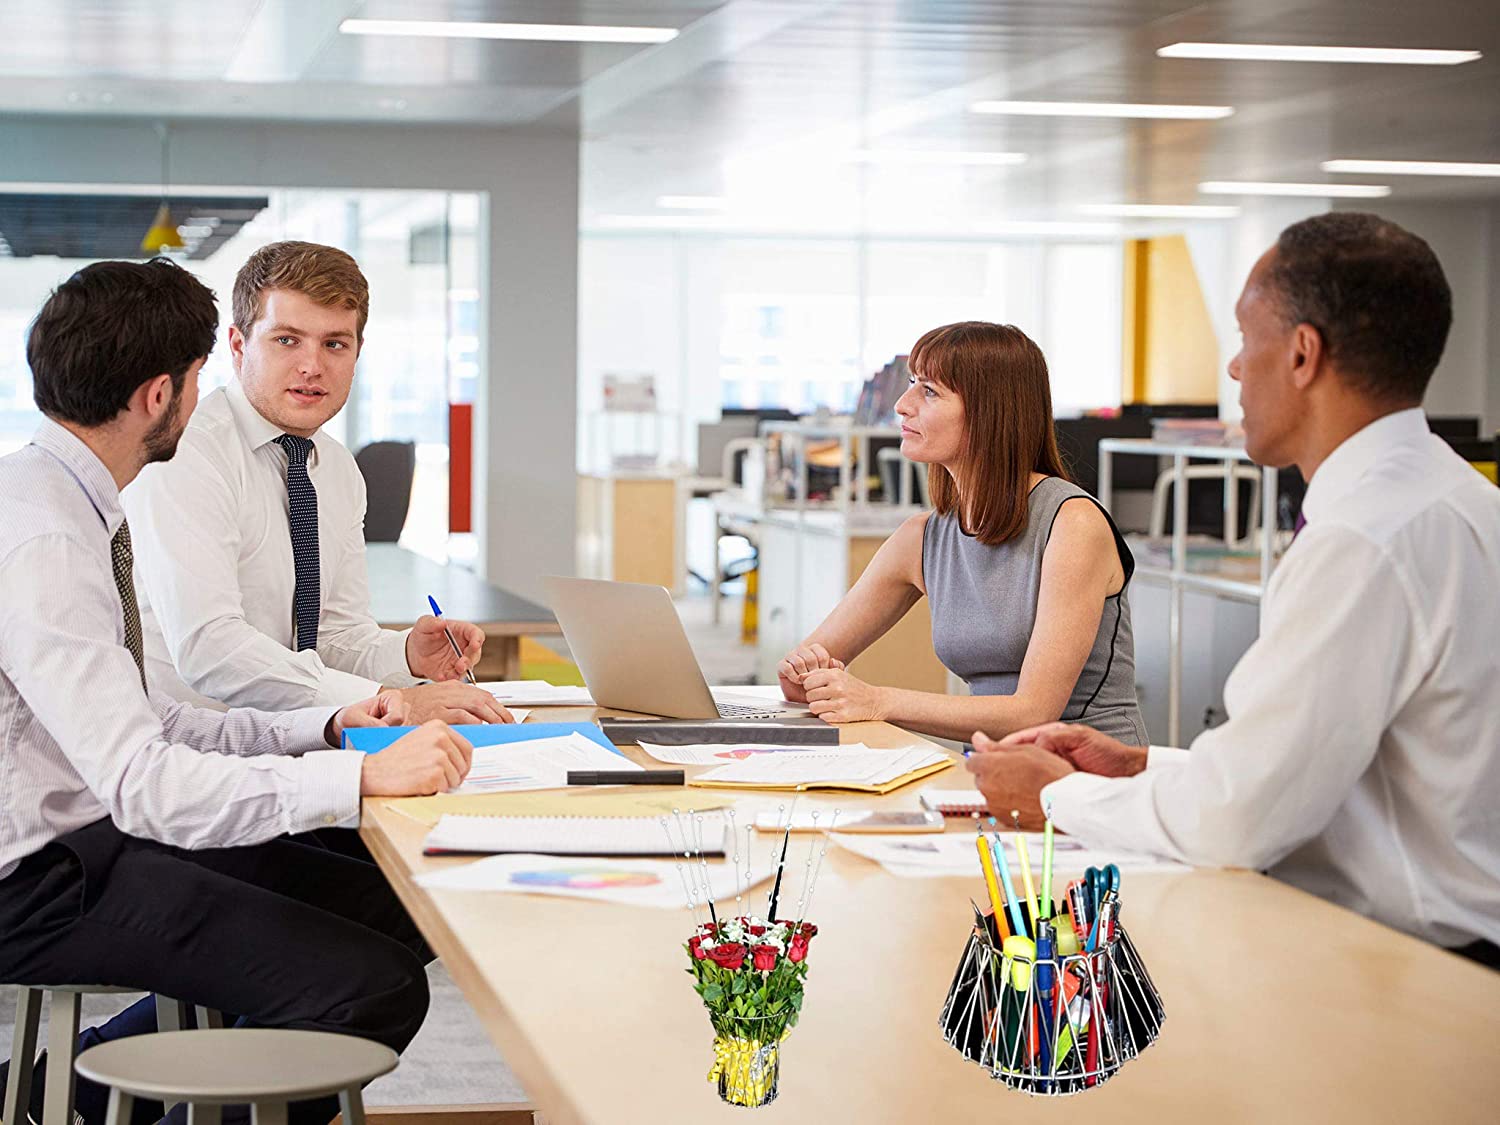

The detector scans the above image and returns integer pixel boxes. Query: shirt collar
[1301,407,1429,524]
[225,375,320,457]
[30,417,125,535]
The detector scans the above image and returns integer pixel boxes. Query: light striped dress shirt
[122,377,415,712]
[0,419,363,882]
[1043,409,1500,948]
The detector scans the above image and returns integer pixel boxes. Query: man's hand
[964,738,1076,829]
[777,643,844,703]
[326,690,408,746]
[802,667,887,724]
[397,681,514,724]
[359,720,475,796]
[988,723,1148,778]
[406,615,485,682]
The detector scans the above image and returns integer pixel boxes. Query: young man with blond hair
[123,240,510,725]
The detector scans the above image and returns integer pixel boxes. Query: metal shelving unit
[1098,438,1284,745]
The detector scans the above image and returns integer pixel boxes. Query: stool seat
[75,1030,396,1104]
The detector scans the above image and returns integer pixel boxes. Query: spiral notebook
[423,813,727,857]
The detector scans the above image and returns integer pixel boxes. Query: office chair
[353,441,416,542]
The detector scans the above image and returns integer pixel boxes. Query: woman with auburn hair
[778,321,1148,745]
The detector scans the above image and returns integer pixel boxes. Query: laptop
[543,576,813,720]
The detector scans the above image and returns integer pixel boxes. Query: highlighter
[1014,832,1040,925]
[975,833,1011,941]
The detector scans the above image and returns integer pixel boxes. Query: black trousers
[0,819,432,1125]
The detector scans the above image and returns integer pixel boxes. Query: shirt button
[324,815,337,825]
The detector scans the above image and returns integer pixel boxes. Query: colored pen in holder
[938,898,1165,1095]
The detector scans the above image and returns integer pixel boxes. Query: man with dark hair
[0,259,476,1125]
[965,213,1500,968]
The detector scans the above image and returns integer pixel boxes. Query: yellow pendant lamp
[141,122,185,254]
[141,202,185,253]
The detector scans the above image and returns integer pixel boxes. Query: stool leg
[43,990,81,1125]
[102,1089,133,1125]
[193,1008,225,1031]
[187,1103,222,1125]
[153,996,193,1114]
[337,1087,366,1125]
[5,988,43,1125]
[250,1102,287,1125]
[154,996,190,1033]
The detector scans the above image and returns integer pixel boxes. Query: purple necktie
[1293,511,1307,540]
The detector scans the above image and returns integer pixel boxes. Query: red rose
[701,922,719,934]
[749,925,767,936]
[688,936,707,960]
[707,942,746,970]
[788,934,809,963]
[798,922,818,939]
[751,944,778,971]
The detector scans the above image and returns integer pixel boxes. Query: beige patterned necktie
[110,519,148,693]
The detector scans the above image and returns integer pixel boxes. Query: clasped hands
[778,643,888,724]
[965,723,1148,828]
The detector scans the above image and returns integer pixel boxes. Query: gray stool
[5,986,223,1125]
[75,1030,397,1125]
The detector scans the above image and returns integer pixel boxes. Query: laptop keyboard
[716,702,794,719]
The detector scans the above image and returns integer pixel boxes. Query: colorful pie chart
[510,868,661,890]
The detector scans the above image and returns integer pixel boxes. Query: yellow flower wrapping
[707,1033,789,1106]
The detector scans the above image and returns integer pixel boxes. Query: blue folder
[341,721,624,758]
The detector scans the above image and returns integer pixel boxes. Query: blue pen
[427,595,478,686]
[1036,921,1056,1088]
[986,823,1030,939]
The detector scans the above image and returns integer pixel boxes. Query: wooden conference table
[360,712,1500,1125]
[365,544,561,680]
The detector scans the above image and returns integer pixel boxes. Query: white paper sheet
[457,733,641,794]
[693,746,948,787]
[829,831,1189,878]
[477,679,595,707]
[424,813,728,856]
[416,853,768,908]
[638,740,874,766]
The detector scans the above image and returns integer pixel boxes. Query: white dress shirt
[0,420,364,882]
[1043,408,1500,948]
[123,377,416,711]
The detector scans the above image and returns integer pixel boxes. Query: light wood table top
[360,712,1500,1124]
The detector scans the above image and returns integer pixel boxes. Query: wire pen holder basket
[939,913,1164,1094]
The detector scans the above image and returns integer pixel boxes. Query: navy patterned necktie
[110,519,148,693]
[275,434,321,652]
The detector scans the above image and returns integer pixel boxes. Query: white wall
[1188,198,1499,429]
[0,116,579,601]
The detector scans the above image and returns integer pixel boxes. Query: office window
[0,188,480,560]
[578,232,1125,474]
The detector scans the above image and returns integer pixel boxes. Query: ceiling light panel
[1079,204,1241,218]
[1158,43,1481,65]
[1321,159,1500,177]
[971,101,1234,120]
[339,19,679,44]
[1198,181,1391,198]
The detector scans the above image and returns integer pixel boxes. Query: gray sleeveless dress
[921,476,1149,745]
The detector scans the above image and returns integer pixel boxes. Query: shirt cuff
[291,749,365,833]
[1146,744,1191,770]
[321,666,388,705]
[375,627,420,688]
[282,705,342,753]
